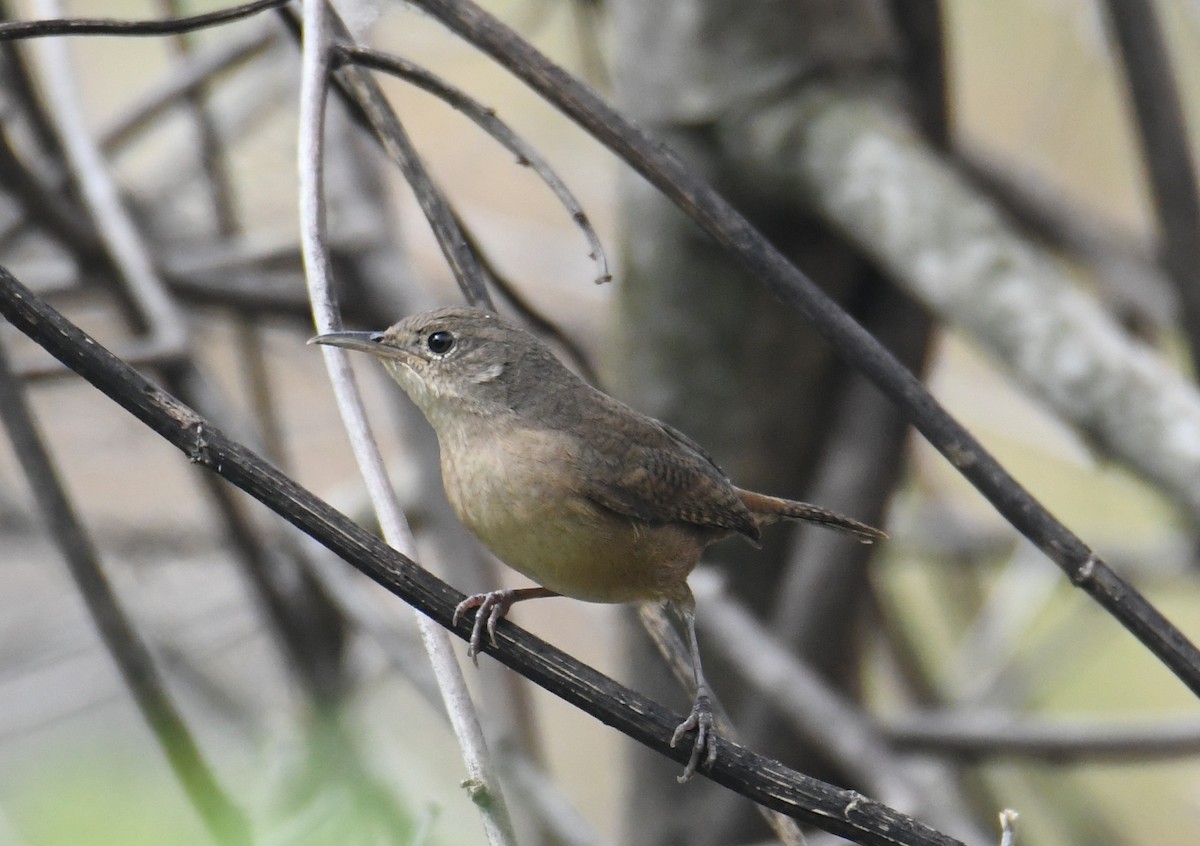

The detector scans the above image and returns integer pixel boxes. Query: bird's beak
[308,330,399,359]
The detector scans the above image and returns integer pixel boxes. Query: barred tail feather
[737,490,887,544]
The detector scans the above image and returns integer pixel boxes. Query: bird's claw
[671,689,717,782]
[453,590,517,665]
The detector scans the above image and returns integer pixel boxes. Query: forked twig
[337,43,611,286]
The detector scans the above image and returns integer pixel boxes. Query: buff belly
[439,428,707,604]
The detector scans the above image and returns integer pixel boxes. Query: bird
[311,306,884,780]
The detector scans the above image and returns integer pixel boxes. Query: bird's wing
[572,400,760,541]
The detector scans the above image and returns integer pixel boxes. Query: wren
[311,306,884,780]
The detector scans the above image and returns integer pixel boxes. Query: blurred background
[1,1,1199,844]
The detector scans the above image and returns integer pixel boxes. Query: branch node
[842,790,867,817]
[1071,553,1099,587]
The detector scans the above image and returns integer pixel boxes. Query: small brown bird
[312,306,883,780]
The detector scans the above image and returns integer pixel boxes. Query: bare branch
[281,5,494,309]
[0,0,287,41]
[887,712,1200,762]
[337,43,611,286]
[295,4,517,844]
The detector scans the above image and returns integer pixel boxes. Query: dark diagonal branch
[0,265,963,846]
[0,340,252,846]
[401,0,1200,702]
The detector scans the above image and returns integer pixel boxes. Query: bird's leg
[668,598,717,782]
[453,586,558,664]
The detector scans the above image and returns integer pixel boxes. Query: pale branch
[749,92,1200,523]
[295,4,518,844]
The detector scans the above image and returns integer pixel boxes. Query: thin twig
[337,43,611,286]
[887,712,1200,762]
[281,4,494,309]
[0,0,287,41]
[0,263,967,846]
[998,810,1017,846]
[0,339,252,846]
[295,4,518,844]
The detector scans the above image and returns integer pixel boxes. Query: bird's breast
[437,425,705,604]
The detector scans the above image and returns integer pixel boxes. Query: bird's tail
[737,489,887,544]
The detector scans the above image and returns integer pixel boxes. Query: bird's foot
[453,589,519,665]
[670,687,717,783]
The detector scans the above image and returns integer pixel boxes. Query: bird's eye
[426,330,455,355]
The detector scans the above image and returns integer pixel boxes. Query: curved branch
[336,44,611,286]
